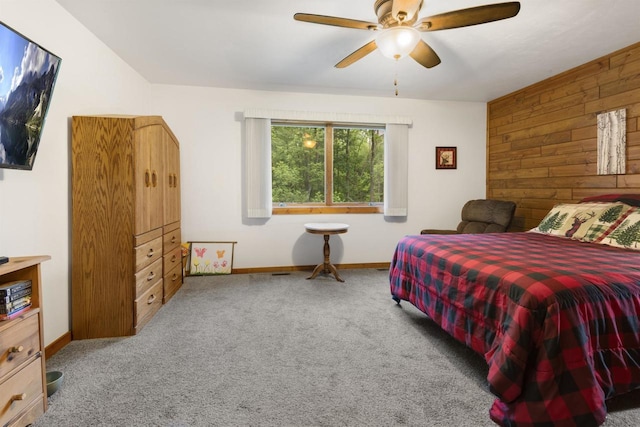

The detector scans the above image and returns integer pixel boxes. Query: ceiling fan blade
[294,13,378,30]
[416,2,520,32]
[335,40,378,68]
[409,40,441,68]
[392,0,423,22]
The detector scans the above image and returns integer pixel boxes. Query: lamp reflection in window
[303,133,317,149]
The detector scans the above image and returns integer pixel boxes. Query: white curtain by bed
[384,124,409,217]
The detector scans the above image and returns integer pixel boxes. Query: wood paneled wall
[487,42,640,231]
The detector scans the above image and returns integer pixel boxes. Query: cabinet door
[134,125,165,235]
[164,131,181,225]
[150,129,165,229]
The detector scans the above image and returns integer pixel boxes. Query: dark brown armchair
[421,199,516,235]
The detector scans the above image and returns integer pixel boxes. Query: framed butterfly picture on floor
[187,241,236,276]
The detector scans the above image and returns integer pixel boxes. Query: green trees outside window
[272,123,384,206]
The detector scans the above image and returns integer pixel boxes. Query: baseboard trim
[45,331,72,359]
[232,262,390,275]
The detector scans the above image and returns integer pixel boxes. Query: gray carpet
[36,269,639,426]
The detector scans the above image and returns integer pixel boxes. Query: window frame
[271,120,384,215]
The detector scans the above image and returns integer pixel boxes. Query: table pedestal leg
[307,234,344,282]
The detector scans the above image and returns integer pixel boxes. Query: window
[271,122,385,214]
[243,112,409,219]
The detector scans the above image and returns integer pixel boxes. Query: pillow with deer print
[531,202,634,242]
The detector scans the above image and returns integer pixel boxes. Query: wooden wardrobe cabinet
[71,115,182,340]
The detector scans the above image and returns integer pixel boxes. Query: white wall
[150,86,487,269]
[0,0,150,345]
[0,0,486,348]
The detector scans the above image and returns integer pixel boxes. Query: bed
[389,198,640,427]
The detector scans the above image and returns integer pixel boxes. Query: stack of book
[0,280,32,320]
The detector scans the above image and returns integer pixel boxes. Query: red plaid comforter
[389,232,640,427]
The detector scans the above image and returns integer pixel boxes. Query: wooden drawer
[163,223,181,254]
[163,246,182,275]
[0,313,41,380]
[134,280,162,331]
[5,397,44,427]
[163,263,182,304]
[0,357,43,426]
[135,258,163,298]
[134,236,163,272]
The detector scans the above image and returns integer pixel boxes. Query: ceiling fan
[294,0,521,69]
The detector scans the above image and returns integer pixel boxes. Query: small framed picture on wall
[435,146,457,169]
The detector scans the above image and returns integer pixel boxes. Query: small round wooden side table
[304,222,349,282]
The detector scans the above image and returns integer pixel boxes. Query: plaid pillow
[532,202,634,242]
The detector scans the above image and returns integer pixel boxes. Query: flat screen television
[0,21,61,170]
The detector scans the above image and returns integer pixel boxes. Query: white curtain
[384,124,409,217]
[244,118,272,218]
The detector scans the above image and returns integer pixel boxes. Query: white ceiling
[55,0,640,102]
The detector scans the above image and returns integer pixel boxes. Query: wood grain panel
[585,87,640,114]
[512,89,598,123]
[510,131,573,151]
[497,105,586,135]
[487,42,640,231]
[72,116,135,338]
[538,76,600,104]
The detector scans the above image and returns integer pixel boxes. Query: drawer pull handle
[10,345,24,353]
[172,273,179,281]
[171,254,177,262]
[144,170,151,187]
[12,393,27,402]
[147,248,154,258]
[147,271,156,281]
[171,236,177,243]
[147,294,156,304]
[152,170,158,187]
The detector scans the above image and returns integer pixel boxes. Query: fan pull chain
[394,59,399,97]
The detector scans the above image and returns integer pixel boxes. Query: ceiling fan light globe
[376,26,420,60]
